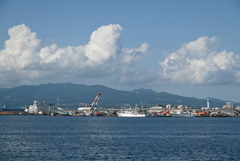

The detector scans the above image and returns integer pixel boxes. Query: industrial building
[78,106,91,111]
[29,101,55,114]
[0,106,25,114]
[226,102,233,109]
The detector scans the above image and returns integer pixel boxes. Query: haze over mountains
[0,83,237,108]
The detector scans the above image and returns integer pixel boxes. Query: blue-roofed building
[0,106,25,114]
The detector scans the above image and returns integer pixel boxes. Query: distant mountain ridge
[0,83,237,108]
[132,88,157,94]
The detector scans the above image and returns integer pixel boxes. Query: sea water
[0,116,240,160]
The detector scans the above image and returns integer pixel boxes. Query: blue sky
[0,0,240,102]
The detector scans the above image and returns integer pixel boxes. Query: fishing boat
[117,105,146,117]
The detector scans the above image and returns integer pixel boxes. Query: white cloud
[119,43,149,65]
[0,24,42,70]
[0,24,149,87]
[85,24,122,63]
[159,36,240,84]
[1,24,239,88]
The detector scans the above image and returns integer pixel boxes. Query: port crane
[90,93,101,111]
[86,93,102,116]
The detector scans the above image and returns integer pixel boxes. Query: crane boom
[90,93,101,111]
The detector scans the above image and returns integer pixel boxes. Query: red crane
[90,93,101,111]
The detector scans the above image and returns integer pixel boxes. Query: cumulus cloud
[0,24,42,70]
[159,36,240,84]
[1,24,238,88]
[0,24,149,87]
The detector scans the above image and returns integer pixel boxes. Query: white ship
[172,109,195,117]
[117,105,146,117]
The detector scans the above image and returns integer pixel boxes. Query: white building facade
[29,101,55,114]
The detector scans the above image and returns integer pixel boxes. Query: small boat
[172,109,195,117]
[117,105,146,117]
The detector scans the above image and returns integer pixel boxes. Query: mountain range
[0,83,237,109]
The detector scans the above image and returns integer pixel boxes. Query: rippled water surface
[0,116,240,160]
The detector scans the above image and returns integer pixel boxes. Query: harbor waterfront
[1,94,239,117]
[0,116,240,160]
[66,108,239,117]
[1,107,240,117]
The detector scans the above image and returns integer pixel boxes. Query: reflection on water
[0,116,240,160]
